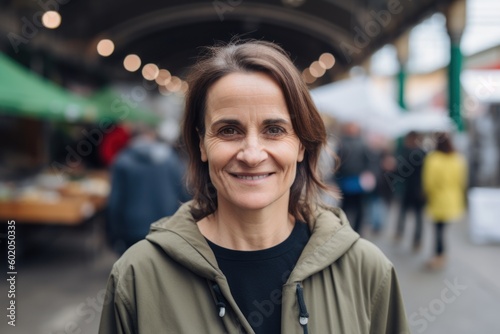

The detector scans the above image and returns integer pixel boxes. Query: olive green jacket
[99,201,409,334]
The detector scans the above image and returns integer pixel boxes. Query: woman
[99,40,409,334]
[423,133,467,269]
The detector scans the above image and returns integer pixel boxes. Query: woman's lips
[229,173,273,180]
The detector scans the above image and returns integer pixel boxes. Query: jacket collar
[146,201,360,282]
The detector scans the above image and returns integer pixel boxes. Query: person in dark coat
[335,123,374,234]
[395,131,426,250]
[107,126,190,254]
[366,144,397,234]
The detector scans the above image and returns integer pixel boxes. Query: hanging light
[166,76,182,92]
[123,54,141,72]
[319,53,335,69]
[42,11,61,29]
[142,63,160,80]
[302,68,316,84]
[309,61,326,78]
[155,69,172,86]
[97,39,115,57]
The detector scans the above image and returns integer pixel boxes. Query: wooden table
[0,196,97,225]
[0,171,109,225]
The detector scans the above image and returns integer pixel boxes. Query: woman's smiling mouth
[230,173,273,180]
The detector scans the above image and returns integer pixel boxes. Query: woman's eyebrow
[210,118,291,130]
[262,118,291,126]
[210,119,242,128]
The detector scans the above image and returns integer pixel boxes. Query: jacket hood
[127,137,172,164]
[146,201,360,283]
[288,205,360,282]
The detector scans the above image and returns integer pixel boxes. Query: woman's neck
[198,201,294,251]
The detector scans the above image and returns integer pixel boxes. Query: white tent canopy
[461,70,500,104]
[310,76,403,120]
[396,107,454,135]
[310,76,453,137]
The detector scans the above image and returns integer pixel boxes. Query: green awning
[0,53,160,125]
[0,53,100,122]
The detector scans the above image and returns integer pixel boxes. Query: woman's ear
[297,142,305,162]
[198,130,208,162]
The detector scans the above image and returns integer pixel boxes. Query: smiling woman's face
[200,71,305,213]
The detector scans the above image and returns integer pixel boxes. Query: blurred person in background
[423,133,467,269]
[335,122,375,234]
[99,123,131,166]
[367,141,397,234]
[395,131,426,251]
[106,124,190,254]
[99,40,408,334]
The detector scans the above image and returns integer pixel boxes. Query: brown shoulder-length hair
[435,133,455,153]
[182,40,331,222]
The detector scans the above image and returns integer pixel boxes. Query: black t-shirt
[207,221,310,334]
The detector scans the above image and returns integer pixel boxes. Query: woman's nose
[236,135,268,166]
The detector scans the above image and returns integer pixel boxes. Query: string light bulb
[42,11,61,29]
[97,39,115,57]
[123,54,141,72]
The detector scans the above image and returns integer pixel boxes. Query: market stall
[0,54,109,247]
[0,171,109,225]
[0,53,158,227]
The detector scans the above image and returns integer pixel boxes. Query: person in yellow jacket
[423,133,467,269]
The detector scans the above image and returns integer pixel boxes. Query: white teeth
[236,174,269,180]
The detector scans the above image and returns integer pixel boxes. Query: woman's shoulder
[110,239,168,282]
[343,238,394,277]
[350,238,391,261]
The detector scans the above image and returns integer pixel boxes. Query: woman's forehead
[206,72,285,107]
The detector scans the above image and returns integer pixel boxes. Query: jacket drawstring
[296,283,309,334]
[212,283,227,318]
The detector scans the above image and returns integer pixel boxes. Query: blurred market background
[0,0,500,333]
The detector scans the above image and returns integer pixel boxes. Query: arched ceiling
[0,0,458,85]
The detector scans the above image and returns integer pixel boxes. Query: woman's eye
[267,126,285,136]
[219,127,238,136]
